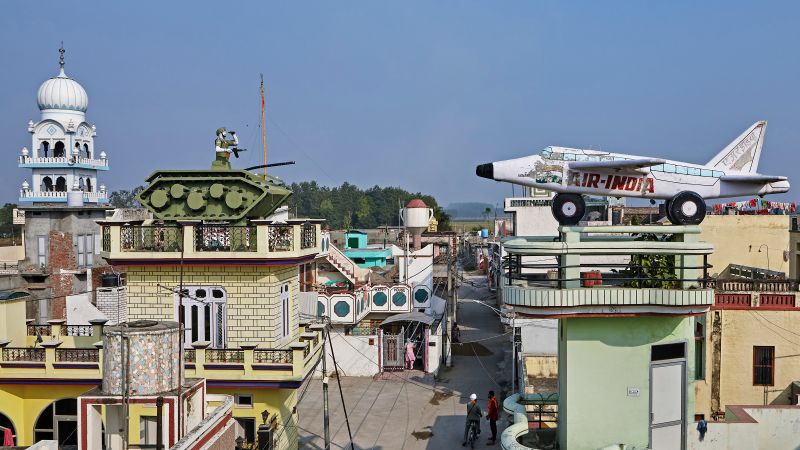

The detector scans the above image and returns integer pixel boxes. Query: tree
[355,197,373,227]
[0,203,17,239]
[109,186,145,208]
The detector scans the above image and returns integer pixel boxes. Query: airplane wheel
[668,191,706,225]
[664,199,674,224]
[552,194,586,226]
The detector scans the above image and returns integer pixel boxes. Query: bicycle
[466,420,479,449]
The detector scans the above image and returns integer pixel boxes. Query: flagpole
[261,73,267,175]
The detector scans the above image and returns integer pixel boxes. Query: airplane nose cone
[476,163,494,180]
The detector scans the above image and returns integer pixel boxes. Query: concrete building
[14,46,114,322]
[500,225,713,450]
[698,215,790,277]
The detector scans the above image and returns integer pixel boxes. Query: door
[382,330,405,371]
[650,361,685,450]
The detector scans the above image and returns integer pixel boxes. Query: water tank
[480,229,489,238]
[102,320,182,395]
[66,191,84,207]
[400,199,433,234]
[101,273,119,287]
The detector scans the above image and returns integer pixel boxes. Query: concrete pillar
[105,404,124,450]
[82,404,103,450]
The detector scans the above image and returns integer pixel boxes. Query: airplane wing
[567,158,666,172]
[720,174,788,184]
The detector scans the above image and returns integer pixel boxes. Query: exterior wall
[96,287,127,325]
[318,329,380,377]
[698,215,790,276]
[713,308,800,410]
[518,318,558,356]
[125,265,299,348]
[0,385,93,447]
[686,406,800,449]
[209,387,299,450]
[0,298,27,343]
[559,315,696,450]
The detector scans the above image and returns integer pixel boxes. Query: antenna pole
[261,74,267,175]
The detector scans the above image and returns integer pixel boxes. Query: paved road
[298,276,510,450]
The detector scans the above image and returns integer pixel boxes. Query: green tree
[109,186,145,208]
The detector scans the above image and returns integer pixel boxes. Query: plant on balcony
[624,233,678,289]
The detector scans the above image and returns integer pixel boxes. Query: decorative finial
[59,41,65,69]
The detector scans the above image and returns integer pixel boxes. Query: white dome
[37,68,88,113]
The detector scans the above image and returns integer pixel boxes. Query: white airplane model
[476,121,789,225]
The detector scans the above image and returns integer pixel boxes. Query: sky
[1,1,800,208]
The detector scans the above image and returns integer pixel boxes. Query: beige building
[695,283,800,419]
[699,215,790,277]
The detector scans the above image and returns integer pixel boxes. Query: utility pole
[322,321,331,450]
[446,244,453,367]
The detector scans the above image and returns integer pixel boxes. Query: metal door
[650,361,685,450]
[382,331,405,371]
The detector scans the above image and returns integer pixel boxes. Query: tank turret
[136,132,292,223]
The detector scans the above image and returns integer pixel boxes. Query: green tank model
[136,128,292,223]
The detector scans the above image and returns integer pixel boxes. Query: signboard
[12,209,25,225]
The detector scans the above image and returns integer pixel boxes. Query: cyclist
[462,393,483,446]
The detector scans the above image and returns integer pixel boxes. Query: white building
[18,45,109,204]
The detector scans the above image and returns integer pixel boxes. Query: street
[297,275,510,449]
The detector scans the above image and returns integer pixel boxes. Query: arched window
[86,178,92,192]
[176,286,227,348]
[0,412,15,446]
[53,141,65,158]
[34,398,77,445]
[78,178,85,191]
[42,177,54,192]
[55,177,67,192]
[83,143,90,159]
[40,141,49,158]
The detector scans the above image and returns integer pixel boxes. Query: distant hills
[446,202,504,220]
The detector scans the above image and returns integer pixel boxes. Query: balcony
[18,155,109,170]
[501,225,715,316]
[0,321,324,385]
[100,220,322,264]
[19,190,108,203]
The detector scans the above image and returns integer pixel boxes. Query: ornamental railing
[27,324,52,336]
[269,225,294,252]
[121,225,183,252]
[55,348,99,362]
[253,349,293,364]
[195,225,257,252]
[2,347,45,362]
[205,349,244,363]
[61,325,93,337]
[301,223,316,249]
[184,349,196,363]
[102,226,111,252]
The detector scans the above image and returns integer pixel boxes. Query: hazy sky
[2,1,799,207]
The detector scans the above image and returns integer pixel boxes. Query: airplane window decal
[688,167,701,176]
[676,166,688,175]
[663,164,676,173]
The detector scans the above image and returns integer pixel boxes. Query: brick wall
[126,265,300,347]
[97,287,128,325]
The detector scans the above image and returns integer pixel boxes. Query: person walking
[404,339,416,370]
[487,390,499,445]
[462,393,483,446]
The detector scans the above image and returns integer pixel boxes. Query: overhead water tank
[102,320,182,396]
[66,191,84,207]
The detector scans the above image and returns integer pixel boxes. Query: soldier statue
[214,127,244,160]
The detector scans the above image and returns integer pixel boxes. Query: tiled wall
[125,265,299,347]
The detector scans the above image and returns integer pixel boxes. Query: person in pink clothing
[404,339,416,369]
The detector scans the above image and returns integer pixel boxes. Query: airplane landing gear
[667,191,706,225]
[552,193,586,226]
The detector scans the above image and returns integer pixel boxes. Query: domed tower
[18,44,109,204]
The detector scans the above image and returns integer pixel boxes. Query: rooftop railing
[121,225,183,252]
[194,225,257,252]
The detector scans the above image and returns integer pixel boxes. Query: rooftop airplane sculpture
[476,121,789,225]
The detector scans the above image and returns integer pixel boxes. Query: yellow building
[695,281,800,420]
[699,215,790,276]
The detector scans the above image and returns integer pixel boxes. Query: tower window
[42,177,54,192]
[40,141,49,158]
[54,141,65,158]
[55,177,67,192]
[83,143,90,159]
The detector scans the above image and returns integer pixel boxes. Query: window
[140,416,158,446]
[235,394,253,407]
[695,317,705,380]
[688,167,701,176]
[175,286,227,348]
[753,346,775,386]
[563,153,576,161]
[37,235,48,267]
[663,164,676,173]
[280,283,291,339]
[76,234,94,268]
[541,148,552,158]
[676,165,688,175]
[651,342,685,361]
[701,169,713,177]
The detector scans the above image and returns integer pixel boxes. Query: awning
[380,312,436,327]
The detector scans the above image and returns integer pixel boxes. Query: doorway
[649,343,686,450]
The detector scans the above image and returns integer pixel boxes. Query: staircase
[327,244,368,285]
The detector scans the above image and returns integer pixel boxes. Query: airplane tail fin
[706,121,767,173]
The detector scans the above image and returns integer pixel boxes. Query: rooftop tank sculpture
[136,128,292,223]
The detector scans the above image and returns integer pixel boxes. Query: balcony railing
[205,349,245,363]
[61,325,93,337]
[301,223,316,249]
[253,349,293,364]
[19,155,108,167]
[2,347,45,362]
[184,349,196,363]
[121,225,183,252]
[27,324,52,336]
[269,225,294,252]
[102,226,111,252]
[55,348,99,362]
[19,190,107,201]
[195,225,257,252]
[713,278,797,292]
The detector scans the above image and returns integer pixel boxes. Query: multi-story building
[15,46,113,321]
